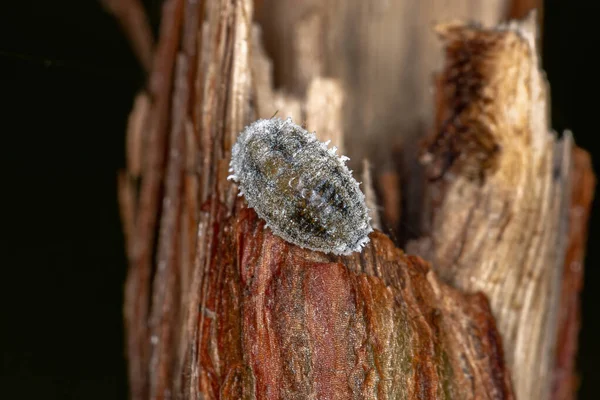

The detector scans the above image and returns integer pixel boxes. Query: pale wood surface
[407,13,572,400]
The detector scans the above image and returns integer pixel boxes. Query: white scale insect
[228,117,372,255]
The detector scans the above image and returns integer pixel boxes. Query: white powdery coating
[229,117,372,255]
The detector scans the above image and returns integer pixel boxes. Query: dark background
[0,1,597,399]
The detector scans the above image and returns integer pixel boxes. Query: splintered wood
[120,0,591,399]
[256,0,511,239]
[122,0,514,399]
[408,12,593,400]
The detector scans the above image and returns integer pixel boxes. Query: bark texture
[117,1,593,399]
[551,148,595,400]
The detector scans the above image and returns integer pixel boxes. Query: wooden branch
[118,1,592,399]
[123,0,184,398]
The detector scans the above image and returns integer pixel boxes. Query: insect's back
[229,118,372,255]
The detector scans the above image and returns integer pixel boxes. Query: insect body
[228,118,372,255]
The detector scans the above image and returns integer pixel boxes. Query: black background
[0,1,597,399]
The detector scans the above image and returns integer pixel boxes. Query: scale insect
[228,117,372,255]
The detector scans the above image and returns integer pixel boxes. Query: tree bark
[118,1,594,399]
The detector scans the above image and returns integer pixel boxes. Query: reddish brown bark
[193,206,513,399]
[551,148,596,400]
